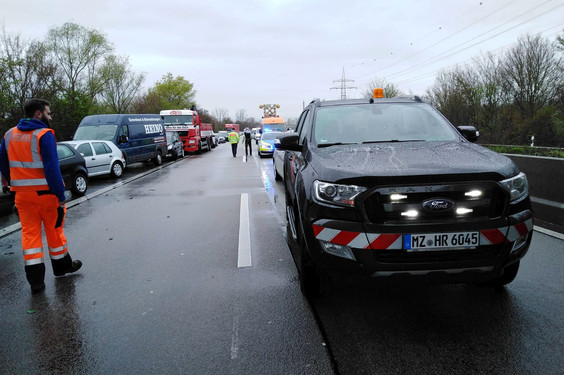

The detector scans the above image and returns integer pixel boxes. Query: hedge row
[483,144,564,158]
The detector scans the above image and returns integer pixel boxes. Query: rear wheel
[110,161,124,178]
[153,151,163,166]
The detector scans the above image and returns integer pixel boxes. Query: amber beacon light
[373,88,384,98]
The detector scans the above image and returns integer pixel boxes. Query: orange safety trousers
[15,191,72,284]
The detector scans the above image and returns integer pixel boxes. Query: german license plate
[404,232,479,251]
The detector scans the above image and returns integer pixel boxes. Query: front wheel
[486,261,520,287]
[286,192,331,298]
[111,161,124,178]
[72,173,88,196]
[274,161,282,181]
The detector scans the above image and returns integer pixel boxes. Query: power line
[392,20,564,87]
[384,0,563,81]
[351,0,562,88]
[352,0,518,81]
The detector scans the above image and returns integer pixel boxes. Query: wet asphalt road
[1,142,563,374]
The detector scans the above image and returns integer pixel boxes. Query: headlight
[260,141,271,149]
[189,140,196,144]
[500,172,529,202]
[167,145,172,150]
[314,180,367,207]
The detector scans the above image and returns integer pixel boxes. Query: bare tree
[99,55,145,113]
[0,29,60,116]
[47,22,113,97]
[235,109,247,123]
[502,34,562,120]
[426,66,482,126]
[213,107,229,124]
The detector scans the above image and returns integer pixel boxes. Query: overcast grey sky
[2,0,563,121]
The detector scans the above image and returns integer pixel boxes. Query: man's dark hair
[24,99,50,118]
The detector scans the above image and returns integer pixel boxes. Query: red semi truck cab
[225,124,240,133]
[160,109,214,153]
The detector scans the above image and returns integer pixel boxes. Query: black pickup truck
[277,95,533,297]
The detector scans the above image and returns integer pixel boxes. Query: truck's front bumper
[303,209,534,284]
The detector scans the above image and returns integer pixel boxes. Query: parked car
[273,139,284,181]
[278,95,533,297]
[165,130,184,160]
[61,140,126,178]
[217,131,228,143]
[258,131,284,158]
[0,173,15,216]
[211,133,218,148]
[57,143,89,196]
[0,145,88,210]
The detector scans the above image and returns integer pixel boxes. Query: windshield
[162,115,193,125]
[261,132,284,141]
[73,124,118,141]
[313,103,458,146]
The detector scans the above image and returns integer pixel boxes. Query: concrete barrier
[506,154,564,233]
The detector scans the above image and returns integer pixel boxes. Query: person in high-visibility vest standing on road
[0,99,82,294]
[228,130,240,157]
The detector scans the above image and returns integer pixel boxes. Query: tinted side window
[93,142,110,155]
[120,125,129,138]
[77,143,93,157]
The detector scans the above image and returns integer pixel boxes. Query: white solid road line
[237,193,252,268]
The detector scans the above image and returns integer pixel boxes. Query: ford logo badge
[421,198,456,212]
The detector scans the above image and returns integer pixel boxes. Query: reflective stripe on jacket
[4,127,54,191]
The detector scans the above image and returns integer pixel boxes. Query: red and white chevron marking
[313,218,533,250]
[312,224,402,250]
[479,218,533,245]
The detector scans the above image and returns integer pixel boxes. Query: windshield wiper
[317,142,356,148]
[362,139,425,144]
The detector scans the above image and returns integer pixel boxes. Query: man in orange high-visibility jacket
[0,98,82,293]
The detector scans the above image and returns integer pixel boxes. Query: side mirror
[456,125,479,142]
[275,134,301,151]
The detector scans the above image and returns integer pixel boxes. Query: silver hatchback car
[61,140,126,178]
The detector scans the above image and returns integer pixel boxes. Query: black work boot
[31,282,46,294]
[54,260,82,277]
[26,263,46,293]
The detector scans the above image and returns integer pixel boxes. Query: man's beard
[40,113,51,127]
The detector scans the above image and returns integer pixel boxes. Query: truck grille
[360,181,507,225]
